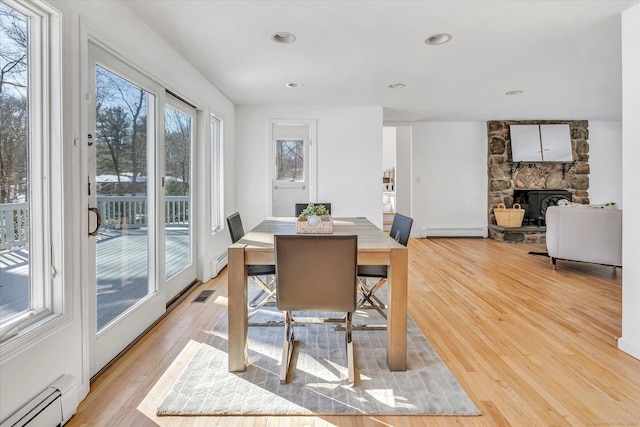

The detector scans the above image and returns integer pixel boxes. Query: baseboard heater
[1,375,77,427]
[211,250,228,277]
[420,227,488,238]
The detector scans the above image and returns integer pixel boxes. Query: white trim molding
[420,227,488,238]
[618,337,640,361]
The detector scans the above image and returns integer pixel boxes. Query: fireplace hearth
[514,189,572,226]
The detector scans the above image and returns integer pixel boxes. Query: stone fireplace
[487,120,589,242]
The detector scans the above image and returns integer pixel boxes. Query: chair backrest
[274,234,357,312]
[294,203,332,217]
[226,212,245,244]
[389,213,413,247]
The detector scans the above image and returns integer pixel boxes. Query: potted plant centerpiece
[296,203,333,233]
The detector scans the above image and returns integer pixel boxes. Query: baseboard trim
[618,336,640,361]
[420,227,488,238]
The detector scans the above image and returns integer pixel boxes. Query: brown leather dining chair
[274,234,358,385]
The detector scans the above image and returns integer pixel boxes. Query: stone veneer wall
[487,120,590,228]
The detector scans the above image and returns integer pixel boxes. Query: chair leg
[280,311,295,384]
[368,279,388,309]
[249,287,276,310]
[357,278,388,320]
[346,312,355,386]
[252,274,275,293]
[250,275,276,307]
[247,275,279,326]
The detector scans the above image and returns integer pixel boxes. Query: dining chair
[355,212,413,329]
[294,202,332,217]
[274,234,358,385]
[226,212,277,314]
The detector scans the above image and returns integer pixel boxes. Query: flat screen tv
[510,124,573,162]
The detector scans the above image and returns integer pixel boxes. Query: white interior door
[270,121,316,216]
[87,43,165,376]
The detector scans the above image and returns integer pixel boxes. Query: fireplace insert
[514,189,572,226]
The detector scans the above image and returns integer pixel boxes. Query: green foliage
[299,202,329,218]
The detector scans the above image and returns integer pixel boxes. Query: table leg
[228,244,248,372]
[387,247,408,371]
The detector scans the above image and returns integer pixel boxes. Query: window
[0,1,62,347]
[211,115,223,232]
[276,139,304,181]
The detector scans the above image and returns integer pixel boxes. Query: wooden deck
[0,228,190,329]
[0,248,29,320]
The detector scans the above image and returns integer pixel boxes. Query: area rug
[157,288,480,416]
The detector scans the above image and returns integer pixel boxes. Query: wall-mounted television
[509,124,573,162]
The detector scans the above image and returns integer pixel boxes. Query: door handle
[274,184,306,190]
[88,207,102,237]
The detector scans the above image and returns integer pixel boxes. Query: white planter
[308,215,321,227]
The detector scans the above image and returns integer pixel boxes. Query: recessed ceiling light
[388,83,406,89]
[285,82,303,88]
[425,33,452,45]
[505,90,524,96]
[272,32,296,44]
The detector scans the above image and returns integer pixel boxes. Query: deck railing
[0,196,189,250]
[0,203,29,251]
[96,196,189,229]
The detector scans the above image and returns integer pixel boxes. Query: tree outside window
[276,139,304,181]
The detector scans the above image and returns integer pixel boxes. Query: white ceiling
[125,0,639,122]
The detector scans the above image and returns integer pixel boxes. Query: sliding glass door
[88,43,165,376]
[163,95,196,299]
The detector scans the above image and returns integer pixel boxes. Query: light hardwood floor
[66,238,640,426]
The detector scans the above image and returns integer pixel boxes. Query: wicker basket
[494,203,525,228]
[296,215,334,234]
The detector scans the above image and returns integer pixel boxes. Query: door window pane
[164,105,191,280]
[276,139,304,181]
[95,65,153,330]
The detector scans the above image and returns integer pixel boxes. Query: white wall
[589,121,623,207]
[411,122,488,237]
[235,106,383,230]
[395,127,412,216]
[620,4,640,361]
[382,127,396,171]
[0,0,236,421]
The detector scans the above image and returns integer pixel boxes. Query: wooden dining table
[227,217,408,372]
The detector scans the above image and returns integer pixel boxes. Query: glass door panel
[164,104,192,281]
[94,65,154,331]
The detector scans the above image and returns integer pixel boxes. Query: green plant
[299,202,329,218]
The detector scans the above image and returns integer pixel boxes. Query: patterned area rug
[157,288,480,416]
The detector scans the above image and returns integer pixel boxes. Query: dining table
[227,216,408,372]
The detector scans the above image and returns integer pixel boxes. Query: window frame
[0,0,65,358]
[210,114,223,233]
